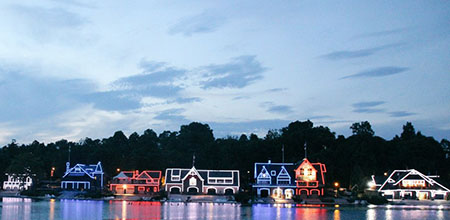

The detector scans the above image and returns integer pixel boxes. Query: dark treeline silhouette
[0,121,448,191]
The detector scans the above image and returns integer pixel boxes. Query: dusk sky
[1,0,449,146]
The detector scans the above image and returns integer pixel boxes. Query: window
[189,177,197,186]
[300,168,304,175]
[271,171,276,176]
[171,170,180,181]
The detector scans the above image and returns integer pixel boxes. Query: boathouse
[61,161,104,191]
[165,166,239,195]
[110,170,161,194]
[373,169,450,200]
[2,173,34,191]
[253,160,296,199]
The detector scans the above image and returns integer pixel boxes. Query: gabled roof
[257,166,271,181]
[62,161,103,179]
[182,166,204,181]
[378,169,450,192]
[113,171,134,179]
[113,170,161,180]
[294,158,318,173]
[137,170,161,179]
[277,166,291,178]
[254,162,297,186]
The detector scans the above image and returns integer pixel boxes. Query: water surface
[0,197,448,220]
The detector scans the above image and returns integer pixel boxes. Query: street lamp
[334,182,339,197]
[116,168,121,173]
[51,167,56,177]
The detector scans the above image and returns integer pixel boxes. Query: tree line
[0,120,448,191]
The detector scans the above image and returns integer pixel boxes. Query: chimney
[268,160,271,164]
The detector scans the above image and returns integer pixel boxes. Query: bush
[20,189,61,197]
[364,195,388,205]
[234,191,251,204]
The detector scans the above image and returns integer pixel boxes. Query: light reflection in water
[0,197,449,219]
[1,197,32,220]
[108,201,161,219]
[161,202,241,219]
[334,209,341,220]
[61,199,103,219]
[49,199,55,220]
[367,207,377,220]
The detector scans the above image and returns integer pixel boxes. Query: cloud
[266,88,287,93]
[84,91,141,111]
[341,66,409,79]
[232,96,249,100]
[353,108,385,113]
[353,28,410,39]
[352,101,386,114]
[139,60,168,73]
[389,111,416,118]
[306,115,332,120]
[352,101,385,108]
[113,68,185,90]
[154,108,188,122]
[268,105,293,114]
[321,43,404,60]
[9,4,87,43]
[201,55,266,89]
[106,64,186,105]
[0,69,93,122]
[11,5,86,29]
[51,0,96,9]
[172,97,201,104]
[168,11,226,36]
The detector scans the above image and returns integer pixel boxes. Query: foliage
[0,121,448,190]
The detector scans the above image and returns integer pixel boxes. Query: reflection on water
[0,197,449,220]
[162,202,241,219]
[1,197,32,220]
[108,201,161,219]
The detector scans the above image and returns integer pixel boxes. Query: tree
[350,121,374,136]
[401,122,416,140]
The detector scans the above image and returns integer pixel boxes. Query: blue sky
[1,0,449,145]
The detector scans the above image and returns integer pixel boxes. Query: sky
[0,0,449,146]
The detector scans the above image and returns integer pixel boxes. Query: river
[0,197,448,220]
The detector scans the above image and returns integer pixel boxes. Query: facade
[253,158,327,198]
[2,173,33,191]
[110,170,161,194]
[165,166,239,195]
[61,161,104,191]
[294,158,327,196]
[372,169,450,200]
[253,160,296,199]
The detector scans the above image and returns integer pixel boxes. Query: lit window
[189,177,197,186]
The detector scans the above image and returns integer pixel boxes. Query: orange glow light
[334,182,339,187]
